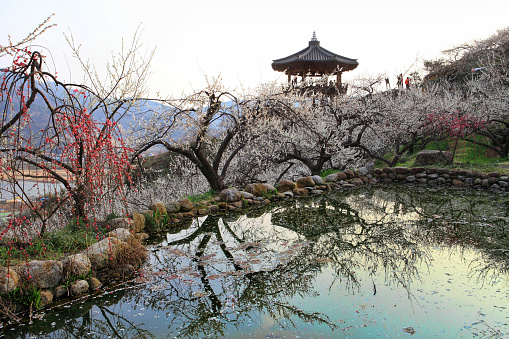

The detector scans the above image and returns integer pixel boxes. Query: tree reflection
[6,185,509,338]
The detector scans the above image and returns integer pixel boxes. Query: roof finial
[311,31,318,42]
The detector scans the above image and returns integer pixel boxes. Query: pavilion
[271,32,358,93]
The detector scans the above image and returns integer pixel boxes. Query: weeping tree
[0,29,153,236]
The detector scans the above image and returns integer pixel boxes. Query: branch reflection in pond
[4,185,509,338]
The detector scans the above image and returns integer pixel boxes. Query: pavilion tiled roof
[272,32,359,75]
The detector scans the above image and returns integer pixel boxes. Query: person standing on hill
[405,76,411,90]
[397,74,403,89]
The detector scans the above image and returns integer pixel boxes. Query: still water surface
[2,185,509,338]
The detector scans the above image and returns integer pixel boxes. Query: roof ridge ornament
[311,31,318,42]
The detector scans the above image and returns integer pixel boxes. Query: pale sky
[1,0,508,96]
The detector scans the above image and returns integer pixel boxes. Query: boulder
[219,188,242,202]
[179,198,194,212]
[19,260,63,289]
[296,177,315,188]
[239,191,254,199]
[358,167,369,176]
[149,201,167,215]
[88,277,102,290]
[324,172,340,182]
[166,201,181,214]
[84,237,126,271]
[413,150,453,166]
[39,290,53,308]
[275,179,295,192]
[310,175,324,185]
[0,267,20,294]
[71,280,89,296]
[262,183,277,192]
[343,169,355,179]
[62,253,91,278]
[106,228,133,241]
[54,285,67,299]
[365,162,375,174]
[245,183,268,197]
[108,217,135,231]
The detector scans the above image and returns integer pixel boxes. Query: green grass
[0,218,107,266]
[187,189,217,203]
[320,168,339,178]
[378,135,509,174]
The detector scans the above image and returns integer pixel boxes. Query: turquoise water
[2,185,509,338]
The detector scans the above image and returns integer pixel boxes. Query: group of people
[386,74,411,90]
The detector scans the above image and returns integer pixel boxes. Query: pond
[2,185,509,338]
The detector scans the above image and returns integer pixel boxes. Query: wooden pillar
[336,72,342,86]
[288,73,291,83]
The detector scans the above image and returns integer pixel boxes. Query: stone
[417,178,428,184]
[239,191,254,199]
[491,184,500,189]
[310,175,324,185]
[132,212,145,232]
[54,285,67,299]
[283,191,294,198]
[296,177,315,188]
[166,201,181,214]
[464,178,474,185]
[342,184,356,188]
[358,166,369,176]
[482,179,490,187]
[106,228,133,242]
[197,208,209,215]
[473,178,482,186]
[19,260,63,289]
[394,167,409,174]
[350,178,364,186]
[437,177,447,184]
[245,183,268,197]
[415,173,427,179]
[452,179,464,186]
[0,267,19,294]
[293,188,309,196]
[84,237,126,271]
[406,175,416,182]
[413,150,453,166]
[182,211,195,218]
[363,161,374,174]
[410,167,425,174]
[209,205,219,212]
[88,277,102,290]
[310,190,323,194]
[179,198,194,212]
[62,253,91,278]
[382,167,393,173]
[108,217,134,231]
[263,183,277,192]
[276,179,295,192]
[231,201,243,209]
[427,174,439,180]
[488,172,501,178]
[374,168,384,175]
[343,169,355,178]
[39,290,53,308]
[337,172,348,180]
[275,193,286,199]
[324,172,339,182]
[219,188,242,202]
[499,181,508,187]
[71,280,89,296]
[149,201,167,215]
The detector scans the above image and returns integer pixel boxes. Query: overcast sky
[2,0,508,96]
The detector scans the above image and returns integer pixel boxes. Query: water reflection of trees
[7,185,509,338]
[347,185,509,284]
